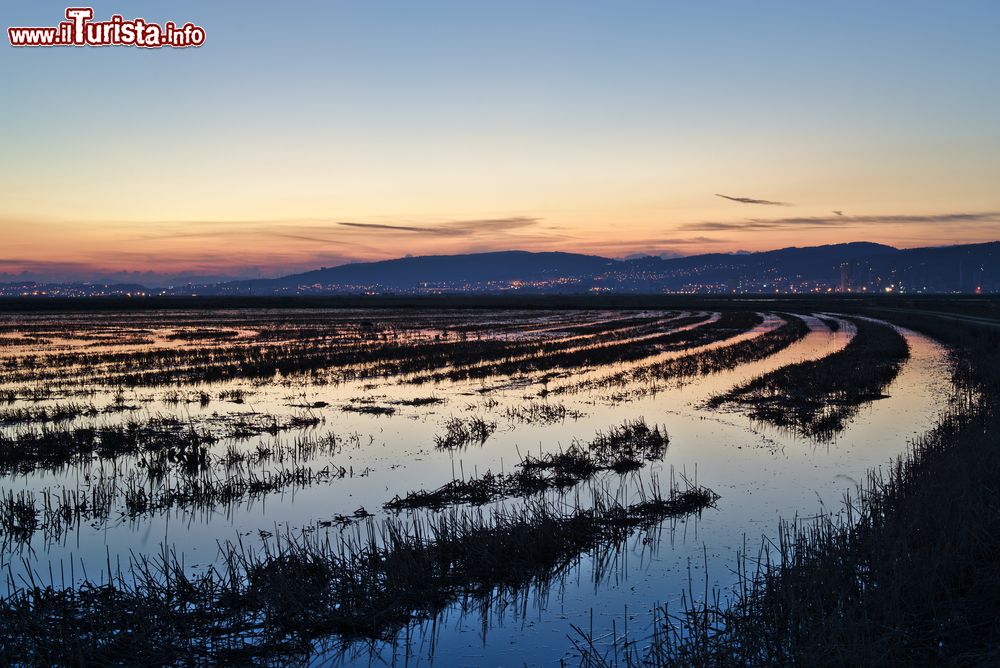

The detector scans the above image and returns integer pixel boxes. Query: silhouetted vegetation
[0,434,350,547]
[0,486,715,664]
[433,416,497,449]
[504,400,585,424]
[0,409,332,475]
[634,313,810,383]
[0,419,216,474]
[409,313,719,383]
[387,419,670,510]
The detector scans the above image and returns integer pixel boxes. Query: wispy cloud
[715,194,791,206]
[337,217,540,236]
[0,214,557,280]
[336,222,426,232]
[0,258,98,272]
[682,211,1000,232]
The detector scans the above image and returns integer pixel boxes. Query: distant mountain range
[2,241,997,297]
[208,241,997,295]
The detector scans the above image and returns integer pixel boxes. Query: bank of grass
[580,311,1000,666]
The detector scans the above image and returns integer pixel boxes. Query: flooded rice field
[0,308,954,665]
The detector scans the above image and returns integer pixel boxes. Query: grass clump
[0,402,101,425]
[341,403,396,416]
[0,419,216,474]
[433,416,497,449]
[588,419,670,471]
[388,419,670,510]
[504,400,585,424]
[0,490,38,543]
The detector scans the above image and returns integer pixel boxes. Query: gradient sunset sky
[3,1,1000,281]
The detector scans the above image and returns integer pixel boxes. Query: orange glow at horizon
[3,204,1000,278]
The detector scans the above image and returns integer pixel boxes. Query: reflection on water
[0,309,952,665]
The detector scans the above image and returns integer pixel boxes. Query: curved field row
[708,317,910,439]
[404,312,715,384]
[0,312,692,388]
[549,311,785,395]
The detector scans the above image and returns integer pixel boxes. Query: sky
[2,1,1000,282]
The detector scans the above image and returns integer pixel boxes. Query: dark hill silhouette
[226,251,616,293]
[196,241,1000,295]
[842,241,999,293]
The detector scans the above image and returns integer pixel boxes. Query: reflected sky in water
[0,309,952,665]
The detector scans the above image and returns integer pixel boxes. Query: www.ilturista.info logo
[8,7,205,48]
